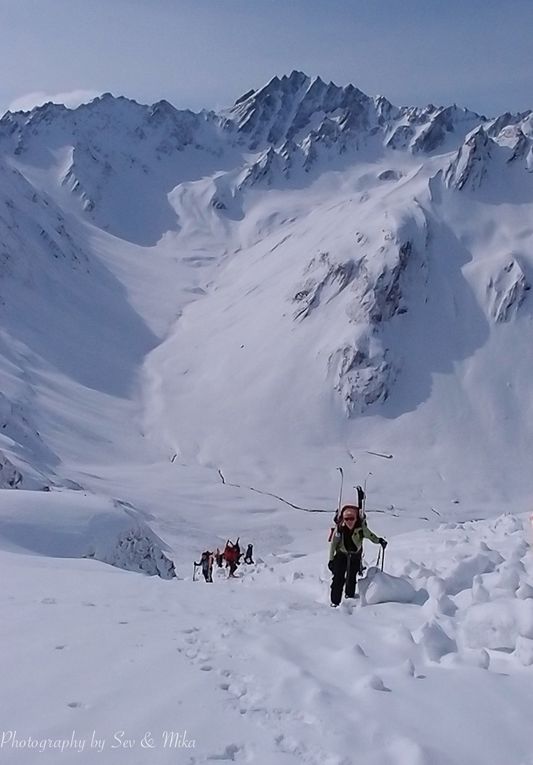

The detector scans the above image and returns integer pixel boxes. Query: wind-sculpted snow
[445,127,492,190]
[0,490,176,578]
[6,497,533,761]
[6,509,531,764]
[91,526,176,579]
[0,95,235,245]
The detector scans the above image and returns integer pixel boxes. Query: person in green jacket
[328,504,386,607]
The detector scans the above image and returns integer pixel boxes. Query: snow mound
[416,619,457,661]
[0,489,176,578]
[460,597,533,652]
[358,566,423,605]
[444,551,502,595]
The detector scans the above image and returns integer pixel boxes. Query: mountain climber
[328,505,386,607]
[223,540,240,577]
[195,550,214,582]
[215,548,223,567]
[244,543,254,564]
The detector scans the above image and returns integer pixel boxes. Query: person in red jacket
[223,540,239,577]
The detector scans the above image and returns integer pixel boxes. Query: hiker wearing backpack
[223,540,239,577]
[328,505,387,607]
[195,550,214,582]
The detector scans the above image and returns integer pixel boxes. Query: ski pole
[329,467,344,542]
[337,467,344,518]
[380,546,385,572]
[362,472,372,519]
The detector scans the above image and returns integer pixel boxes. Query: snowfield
[1,508,532,765]
[0,72,532,764]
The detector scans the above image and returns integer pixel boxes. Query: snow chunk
[494,562,523,594]
[358,567,423,605]
[492,514,524,534]
[423,593,457,617]
[514,636,533,666]
[358,673,390,692]
[416,620,457,661]
[518,603,533,639]
[460,648,490,669]
[461,601,518,650]
[472,575,490,604]
[516,582,533,600]
[445,552,502,595]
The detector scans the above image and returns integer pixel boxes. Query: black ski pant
[330,551,361,605]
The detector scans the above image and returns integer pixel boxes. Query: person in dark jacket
[244,543,254,564]
[328,505,386,607]
[195,551,214,582]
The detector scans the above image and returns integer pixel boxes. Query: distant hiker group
[191,474,388,608]
[194,539,254,582]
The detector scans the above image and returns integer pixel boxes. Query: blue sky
[1,0,532,116]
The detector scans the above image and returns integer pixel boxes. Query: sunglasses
[343,516,356,521]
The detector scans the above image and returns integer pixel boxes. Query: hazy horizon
[1,0,533,118]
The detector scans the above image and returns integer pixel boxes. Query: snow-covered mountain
[1,71,532,516]
[1,72,533,765]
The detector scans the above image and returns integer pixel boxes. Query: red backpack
[224,544,238,563]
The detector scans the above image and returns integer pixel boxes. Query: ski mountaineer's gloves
[379,538,387,548]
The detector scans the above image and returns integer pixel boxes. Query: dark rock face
[445,127,492,191]
[487,259,530,323]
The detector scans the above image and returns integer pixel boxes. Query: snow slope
[1,510,532,765]
[1,75,532,512]
[0,72,532,764]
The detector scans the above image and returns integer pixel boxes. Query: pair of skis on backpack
[328,480,366,542]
